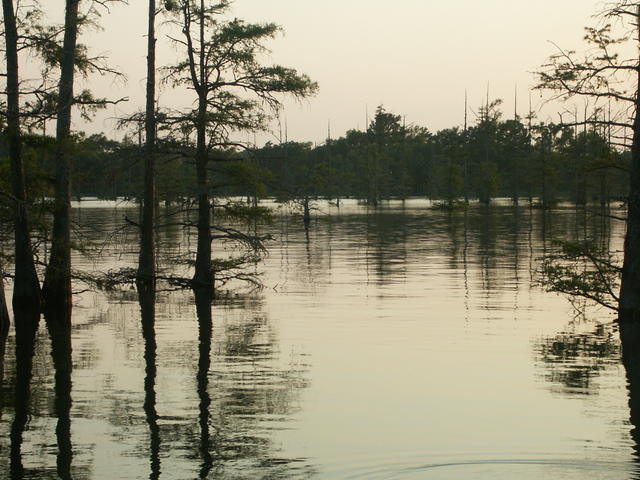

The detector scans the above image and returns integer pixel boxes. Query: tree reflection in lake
[9,309,39,479]
[44,310,73,480]
[194,288,214,477]
[139,286,160,479]
[534,322,621,395]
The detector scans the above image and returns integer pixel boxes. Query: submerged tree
[165,0,317,289]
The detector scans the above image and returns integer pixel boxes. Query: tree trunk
[303,196,311,224]
[193,94,212,288]
[192,1,212,289]
[137,0,157,289]
[2,0,41,313]
[43,0,80,316]
[619,5,640,361]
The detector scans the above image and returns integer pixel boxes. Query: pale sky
[69,0,610,145]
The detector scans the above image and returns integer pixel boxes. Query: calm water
[0,199,636,479]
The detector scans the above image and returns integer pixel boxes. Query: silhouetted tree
[165,0,316,289]
[137,0,158,291]
[2,0,41,315]
[42,0,80,315]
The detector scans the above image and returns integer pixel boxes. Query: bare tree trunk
[619,5,640,366]
[43,0,80,316]
[2,0,41,313]
[619,113,640,320]
[193,94,212,288]
[303,196,311,225]
[137,0,157,290]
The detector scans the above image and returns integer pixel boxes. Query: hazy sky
[72,0,609,145]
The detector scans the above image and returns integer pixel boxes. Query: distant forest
[1,102,626,209]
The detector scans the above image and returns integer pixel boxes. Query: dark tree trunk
[2,0,41,313]
[137,0,157,290]
[43,0,80,316]
[619,112,640,322]
[303,196,311,225]
[193,1,212,289]
[618,4,640,365]
[193,94,212,288]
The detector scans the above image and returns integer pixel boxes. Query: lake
[0,199,636,479]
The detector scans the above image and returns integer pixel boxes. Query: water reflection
[10,309,40,479]
[535,322,620,395]
[45,310,73,480]
[2,201,639,478]
[0,274,8,409]
[194,288,214,478]
[139,286,160,479]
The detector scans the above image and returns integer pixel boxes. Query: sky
[64,0,611,145]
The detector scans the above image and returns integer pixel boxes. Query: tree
[42,0,80,315]
[165,0,317,289]
[2,0,41,315]
[137,0,158,291]
[537,2,640,365]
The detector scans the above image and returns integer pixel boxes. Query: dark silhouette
[137,0,157,290]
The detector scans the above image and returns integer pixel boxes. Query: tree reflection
[45,310,73,480]
[194,288,214,478]
[9,308,39,479]
[534,322,620,395]
[139,285,161,479]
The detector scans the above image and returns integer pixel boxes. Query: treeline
[9,102,626,207]
[257,104,628,207]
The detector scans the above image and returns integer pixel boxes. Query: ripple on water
[323,453,639,479]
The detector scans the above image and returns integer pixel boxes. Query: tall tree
[42,0,80,314]
[166,0,316,289]
[2,0,41,313]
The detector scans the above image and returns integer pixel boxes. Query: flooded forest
[3,0,640,479]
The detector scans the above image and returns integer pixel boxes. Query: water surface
[0,200,635,479]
